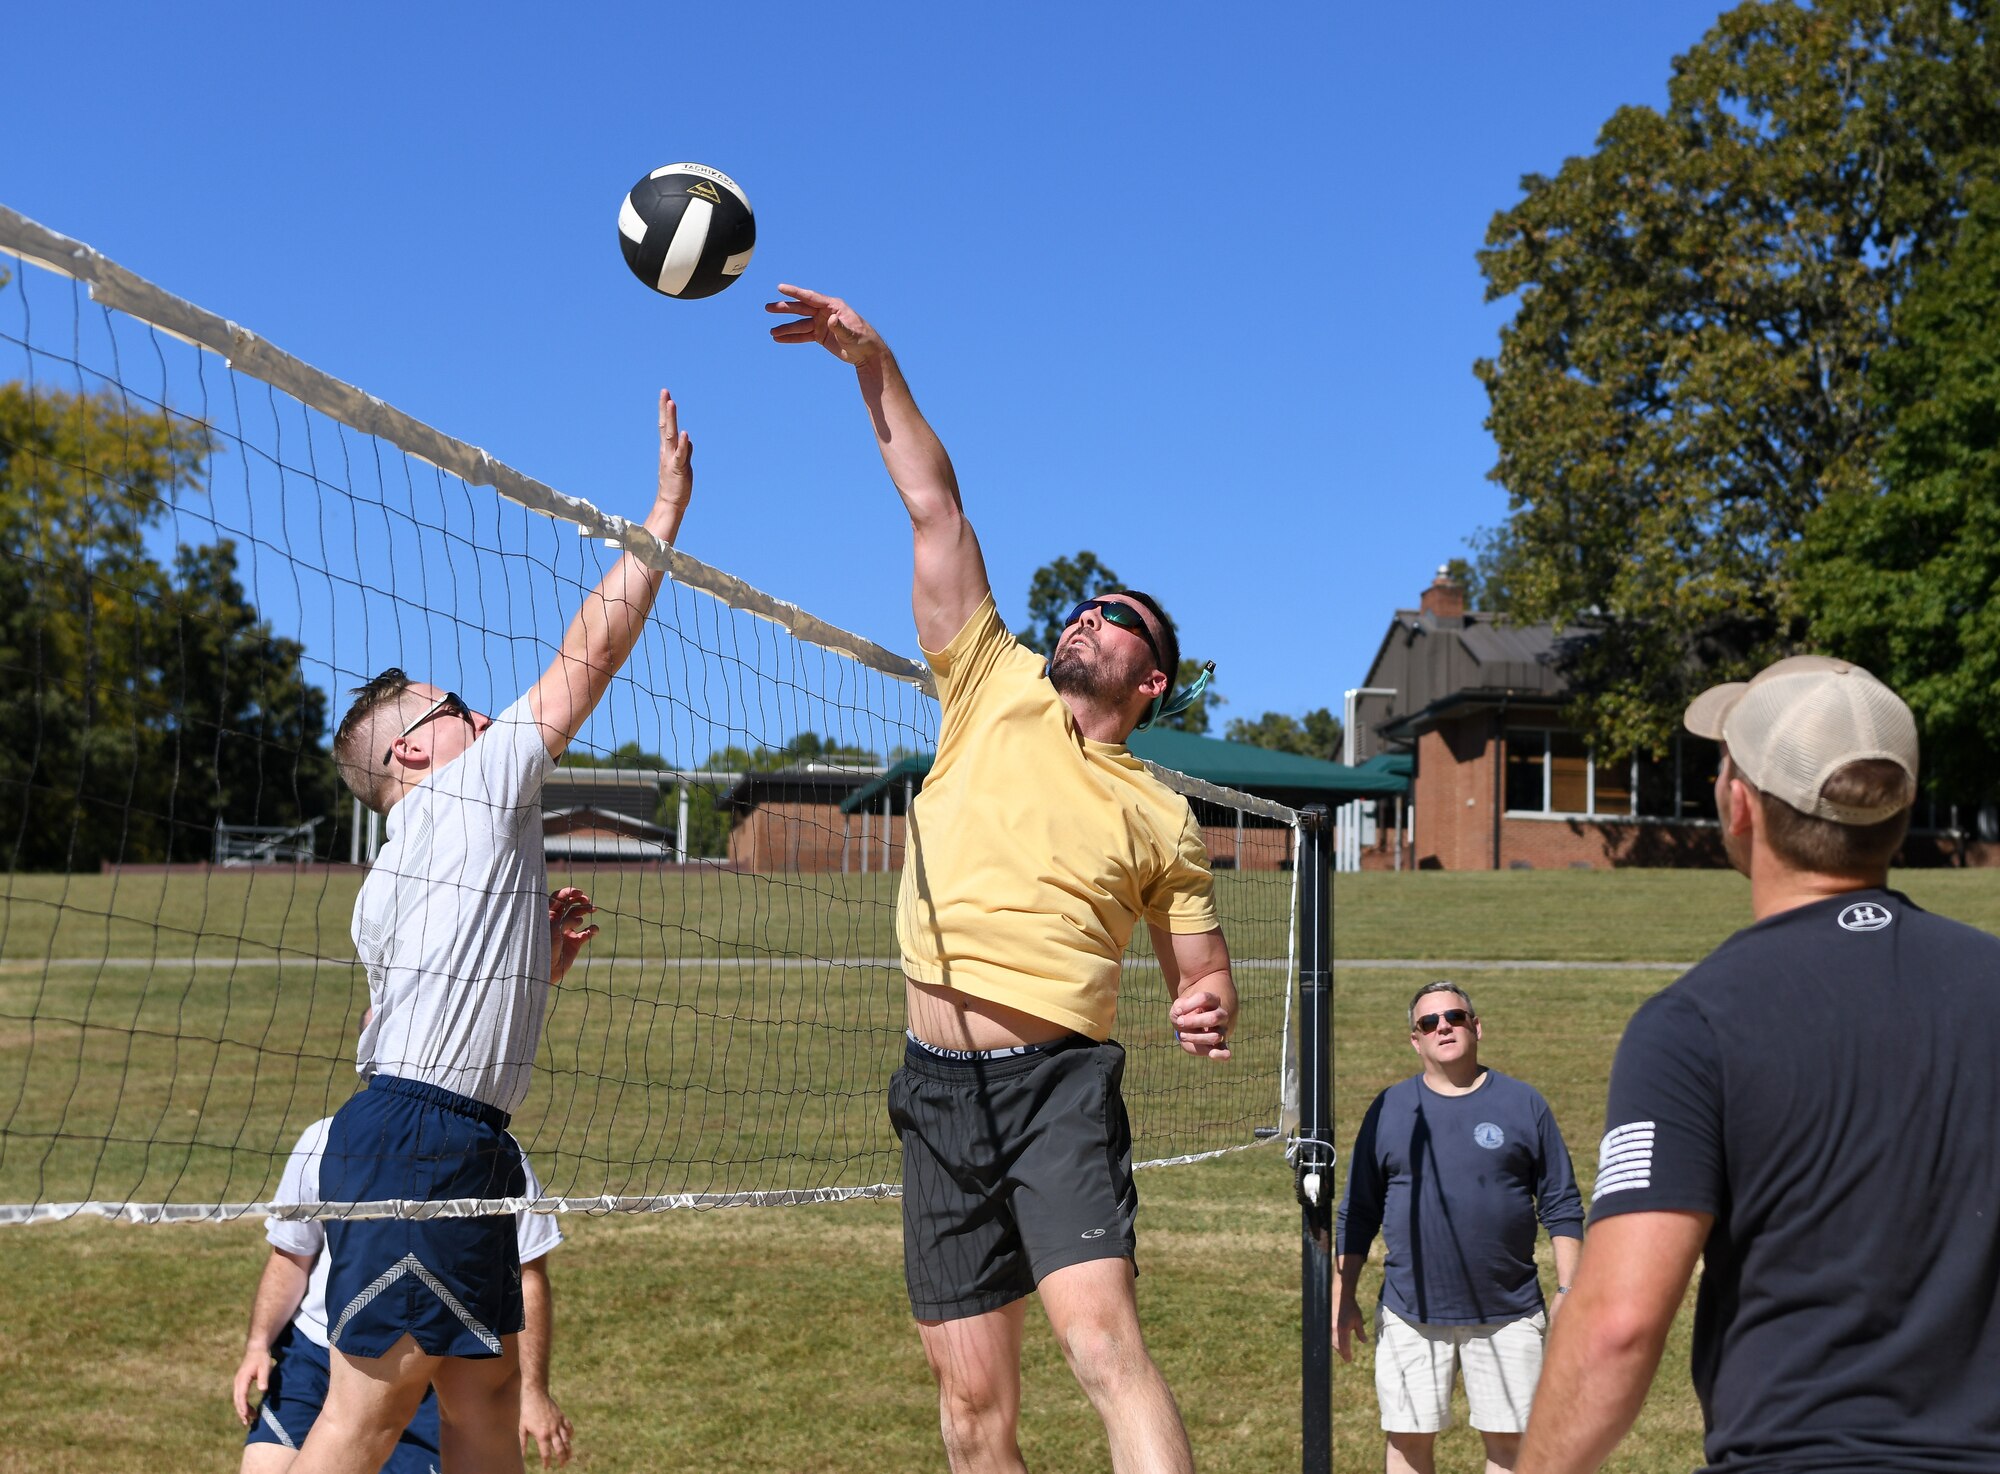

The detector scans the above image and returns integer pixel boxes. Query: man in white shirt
[288,393,690,1474]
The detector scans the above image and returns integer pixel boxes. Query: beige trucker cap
[1683,655,1919,825]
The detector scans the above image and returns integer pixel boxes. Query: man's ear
[1724,777,1757,839]
[1141,666,1171,699]
[389,735,433,773]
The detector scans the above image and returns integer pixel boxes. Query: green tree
[1797,177,2000,801]
[2,380,339,869]
[1445,523,1527,616]
[0,380,342,870]
[151,540,340,862]
[1225,707,1343,762]
[1017,550,1222,733]
[1015,550,1123,655]
[1475,0,2000,757]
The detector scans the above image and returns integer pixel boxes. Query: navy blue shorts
[245,1324,443,1468]
[323,1074,526,1359]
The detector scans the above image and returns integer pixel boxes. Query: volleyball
[617,163,756,300]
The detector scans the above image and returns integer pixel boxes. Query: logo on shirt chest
[1473,1122,1505,1150]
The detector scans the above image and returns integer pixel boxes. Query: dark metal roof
[722,767,881,809]
[1358,609,1587,752]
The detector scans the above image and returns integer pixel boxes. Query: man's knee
[435,1350,522,1419]
[1386,1429,1438,1474]
[1055,1313,1154,1399]
[1480,1428,1522,1468]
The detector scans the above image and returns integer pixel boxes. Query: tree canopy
[1797,177,2000,801]
[0,380,339,868]
[1476,0,2000,758]
[1224,708,1343,763]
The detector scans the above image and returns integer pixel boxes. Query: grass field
[3,866,1996,1470]
[0,869,1294,1211]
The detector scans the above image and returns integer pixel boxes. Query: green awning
[1352,751,1414,783]
[838,733,1405,812]
[839,754,935,813]
[1128,728,1408,796]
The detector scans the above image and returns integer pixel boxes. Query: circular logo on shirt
[1473,1122,1505,1150]
[1838,901,1894,933]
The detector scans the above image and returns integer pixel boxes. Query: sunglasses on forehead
[1413,1008,1474,1035]
[381,691,472,766]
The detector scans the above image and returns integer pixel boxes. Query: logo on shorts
[1081,1227,1107,1239]
[1473,1123,1505,1150]
[1838,902,1893,932]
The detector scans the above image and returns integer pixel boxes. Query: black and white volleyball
[618,163,756,300]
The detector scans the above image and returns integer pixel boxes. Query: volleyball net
[0,205,1301,1226]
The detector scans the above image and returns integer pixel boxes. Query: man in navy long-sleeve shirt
[1335,982,1583,1474]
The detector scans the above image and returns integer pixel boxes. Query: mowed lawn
[2,866,1997,1470]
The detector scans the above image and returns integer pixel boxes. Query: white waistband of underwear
[905,1031,1050,1061]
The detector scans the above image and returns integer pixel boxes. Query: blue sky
[4,0,1734,736]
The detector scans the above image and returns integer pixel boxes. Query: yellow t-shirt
[896,593,1220,1039]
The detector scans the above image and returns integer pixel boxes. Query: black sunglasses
[1414,1008,1474,1035]
[382,691,472,766]
[1061,598,1163,669]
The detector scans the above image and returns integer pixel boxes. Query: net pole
[1295,803,1333,1474]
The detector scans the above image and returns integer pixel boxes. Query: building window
[1504,728,1719,821]
[1503,735,1546,813]
[1635,734,1720,821]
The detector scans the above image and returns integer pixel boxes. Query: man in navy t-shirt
[1336,981,1584,1473]
[1521,656,2000,1473]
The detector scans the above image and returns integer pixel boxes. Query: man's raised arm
[528,390,694,756]
[767,285,989,652]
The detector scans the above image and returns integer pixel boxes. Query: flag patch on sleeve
[1594,1121,1656,1198]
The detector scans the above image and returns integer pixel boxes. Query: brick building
[722,767,885,872]
[1352,570,1725,871]
[1351,570,1996,870]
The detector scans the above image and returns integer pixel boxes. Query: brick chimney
[1420,564,1466,622]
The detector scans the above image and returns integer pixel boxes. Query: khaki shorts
[1374,1304,1546,1434]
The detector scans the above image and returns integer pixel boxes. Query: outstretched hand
[656,390,692,515]
[549,887,599,985]
[765,285,885,367]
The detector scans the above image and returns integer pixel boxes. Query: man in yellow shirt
[769,285,1238,1474]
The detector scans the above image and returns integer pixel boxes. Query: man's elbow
[1569,1295,1672,1365]
[908,499,968,538]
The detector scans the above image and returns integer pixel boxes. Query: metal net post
[1295,803,1333,1472]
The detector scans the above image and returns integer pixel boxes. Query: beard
[1048,643,1123,704]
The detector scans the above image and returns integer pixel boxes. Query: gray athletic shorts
[888,1034,1138,1321]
